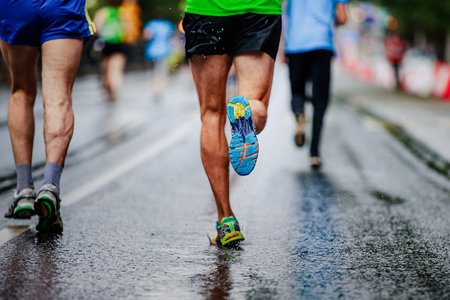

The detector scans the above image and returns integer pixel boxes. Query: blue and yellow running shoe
[34,184,63,233]
[4,188,36,219]
[212,216,245,249]
[227,95,259,176]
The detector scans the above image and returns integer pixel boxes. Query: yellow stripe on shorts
[84,3,96,35]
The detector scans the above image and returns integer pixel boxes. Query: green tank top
[185,0,281,16]
[100,6,125,44]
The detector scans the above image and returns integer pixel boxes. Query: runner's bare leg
[234,51,275,133]
[100,56,112,97]
[189,54,234,223]
[41,38,84,166]
[0,41,39,165]
[107,53,126,100]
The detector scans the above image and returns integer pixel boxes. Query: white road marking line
[62,114,199,207]
[0,114,199,248]
[0,226,30,247]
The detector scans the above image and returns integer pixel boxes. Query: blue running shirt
[284,0,349,54]
[144,19,175,61]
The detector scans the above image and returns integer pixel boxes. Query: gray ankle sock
[16,164,34,192]
[42,162,63,193]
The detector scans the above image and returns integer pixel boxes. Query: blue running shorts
[0,0,95,47]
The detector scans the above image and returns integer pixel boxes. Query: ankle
[217,213,234,224]
[42,162,63,193]
[16,164,34,192]
[296,113,305,119]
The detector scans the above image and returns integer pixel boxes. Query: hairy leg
[233,51,275,133]
[190,54,233,223]
[0,41,39,165]
[41,38,84,166]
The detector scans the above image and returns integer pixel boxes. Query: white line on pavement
[0,226,30,247]
[0,114,199,248]
[62,114,199,207]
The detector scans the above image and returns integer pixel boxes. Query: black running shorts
[101,42,131,57]
[183,13,281,60]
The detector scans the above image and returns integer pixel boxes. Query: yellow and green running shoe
[34,184,63,233]
[213,216,245,249]
[4,188,36,219]
[227,95,259,176]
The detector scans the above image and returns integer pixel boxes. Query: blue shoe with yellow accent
[212,216,245,249]
[227,95,259,176]
[34,184,63,233]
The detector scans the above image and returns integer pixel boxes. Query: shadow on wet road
[291,171,346,299]
[197,251,236,300]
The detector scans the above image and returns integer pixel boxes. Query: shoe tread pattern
[227,96,259,176]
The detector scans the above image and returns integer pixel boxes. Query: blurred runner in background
[183,0,282,248]
[143,15,175,100]
[0,0,95,233]
[284,0,348,168]
[120,0,142,45]
[384,31,406,90]
[94,0,128,101]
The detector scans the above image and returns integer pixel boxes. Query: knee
[200,109,226,136]
[10,88,37,107]
[201,106,226,126]
[43,95,72,111]
[200,111,227,157]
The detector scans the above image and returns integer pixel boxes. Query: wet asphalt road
[0,65,449,299]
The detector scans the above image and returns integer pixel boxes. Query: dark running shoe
[35,184,63,233]
[4,188,36,219]
[227,95,259,176]
[213,216,245,249]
